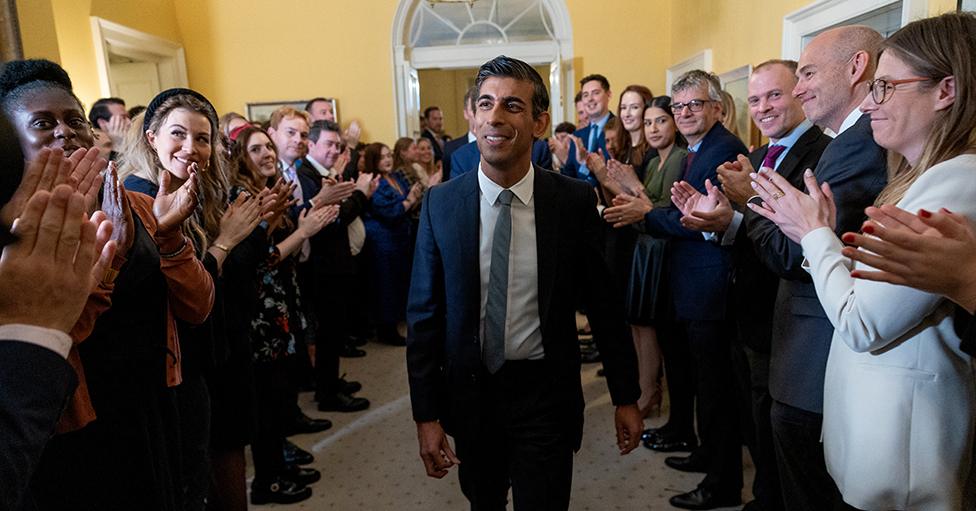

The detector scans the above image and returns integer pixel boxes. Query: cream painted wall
[16,0,60,63]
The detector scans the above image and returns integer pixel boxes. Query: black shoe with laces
[250,478,312,505]
[317,391,370,412]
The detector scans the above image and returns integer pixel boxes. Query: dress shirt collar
[835,108,863,137]
[687,139,703,153]
[770,118,813,149]
[305,154,332,177]
[477,163,534,207]
[467,131,477,143]
[590,111,611,132]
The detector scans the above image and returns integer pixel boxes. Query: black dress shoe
[668,486,740,510]
[250,478,312,505]
[664,454,708,473]
[286,412,333,436]
[339,376,362,394]
[643,435,697,452]
[339,344,367,358]
[317,391,370,412]
[580,348,601,363]
[282,465,321,486]
[283,439,314,466]
[347,335,368,347]
[640,427,664,443]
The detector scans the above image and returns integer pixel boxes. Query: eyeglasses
[671,99,715,114]
[868,77,930,104]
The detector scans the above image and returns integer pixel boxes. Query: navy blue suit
[441,135,470,180]
[447,139,553,179]
[560,113,614,187]
[644,121,747,495]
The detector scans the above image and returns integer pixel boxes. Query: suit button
[473,335,479,345]
[470,373,478,383]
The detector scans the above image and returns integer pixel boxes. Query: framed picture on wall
[245,98,340,125]
[960,0,976,11]
[718,65,761,149]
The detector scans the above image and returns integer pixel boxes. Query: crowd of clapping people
[3,9,976,511]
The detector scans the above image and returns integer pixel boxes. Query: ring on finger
[771,191,784,200]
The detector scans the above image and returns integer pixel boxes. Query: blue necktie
[484,189,514,374]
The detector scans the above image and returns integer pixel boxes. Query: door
[109,61,160,107]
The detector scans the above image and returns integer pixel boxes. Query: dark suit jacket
[730,125,831,352]
[406,167,640,450]
[441,135,470,180]
[955,307,975,356]
[643,122,747,321]
[447,139,553,180]
[561,113,615,187]
[744,114,887,413]
[0,341,77,510]
[421,129,450,163]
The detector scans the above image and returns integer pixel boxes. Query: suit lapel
[533,168,557,327]
[454,171,482,321]
[776,126,822,183]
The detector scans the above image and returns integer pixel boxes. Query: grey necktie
[484,189,514,374]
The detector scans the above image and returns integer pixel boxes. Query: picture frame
[960,0,976,11]
[245,98,340,125]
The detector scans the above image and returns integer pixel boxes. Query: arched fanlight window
[409,0,556,47]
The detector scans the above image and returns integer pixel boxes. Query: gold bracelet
[213,243,230,253]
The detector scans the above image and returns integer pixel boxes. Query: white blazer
[800,154,976,510]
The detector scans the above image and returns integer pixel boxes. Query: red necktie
[761,144,786,170]
[682,151,696,180]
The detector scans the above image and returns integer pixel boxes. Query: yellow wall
[566,0,671,101]
[18,0,184,111]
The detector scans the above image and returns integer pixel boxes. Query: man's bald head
[816,25,884,79]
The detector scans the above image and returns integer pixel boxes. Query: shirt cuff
[719,211,744,246]
[0,324,72,359]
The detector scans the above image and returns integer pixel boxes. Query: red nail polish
[862,225,875,234]
[850,271,861,278]
[842,233,855,243]
[919,209,932,218]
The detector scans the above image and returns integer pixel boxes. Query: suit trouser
[252,358,294,485]
[769,400,855,511]
[732,344,783,510]
[657,318,697,440]
[679,319,742,493]
[314,274,353,397]
[453,360,574,511]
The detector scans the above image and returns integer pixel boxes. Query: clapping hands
[153,164,201,234]
[747,168,836,243]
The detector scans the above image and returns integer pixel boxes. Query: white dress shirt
[280,159,311,261]
[0,324,72,359]
[305,154,333,178]
[478,164,543,361]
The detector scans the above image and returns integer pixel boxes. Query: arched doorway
[391,0,574,138]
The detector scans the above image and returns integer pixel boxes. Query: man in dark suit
[609,69,748,508]
[442,87,479,180]
[725,27,886,511]
[0,143,115,510]
[297,120,377,411]
[420,106,451,163]
[407,56,642,511]
[552,74,613,188]
[674,60,832,511]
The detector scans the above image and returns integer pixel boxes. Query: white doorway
[90,17,188,108]
[391,0,574,138]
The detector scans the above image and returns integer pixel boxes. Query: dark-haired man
[575,91,588,128]
[442,87,479,179]
[421,106,451,162]
[407,55,642,510]
[305,97,335,122]
[553,74,612,188]
[88,97,129,157]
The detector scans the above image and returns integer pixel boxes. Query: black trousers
[314,273,353,397]
[175,372,211,511]
[769,400,853,511]
[656,318,697,440]
[678,319,742,493]
[732,344,783,510]
[252,358,294,485]
[453,361,574,511]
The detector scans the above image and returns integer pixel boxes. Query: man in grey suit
[718,26,888,510]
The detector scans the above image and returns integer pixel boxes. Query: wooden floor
[247,337,754,510]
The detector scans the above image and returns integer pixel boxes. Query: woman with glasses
[748,12,976,509]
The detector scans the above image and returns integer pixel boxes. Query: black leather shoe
[286,412,333,436]
[664,454,707,473]
[643,435,697,452]
[580,348,601,363]
[339,344,366,358]
[283,439,314,466]
[339,376,362,395]
[347,335,368,347]
[250,478,312,505]
[668,486,740,510]
[640,427,664,443]
[317,391,370,412]
[282,465,321,486]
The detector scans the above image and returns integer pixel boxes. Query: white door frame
[781,0,929,59]
[666,49,713,93]
[391,0,574,138]
[90,17,188,100]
